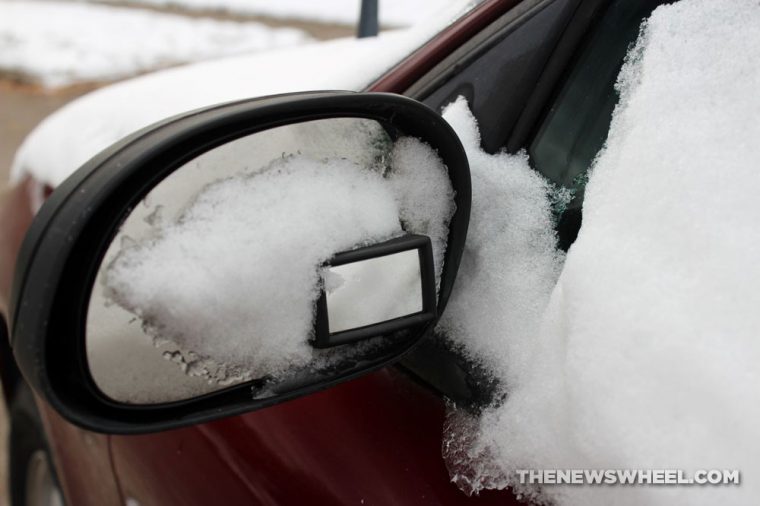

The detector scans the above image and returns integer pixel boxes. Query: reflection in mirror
[86,117,456,405]
[325,250,422,333]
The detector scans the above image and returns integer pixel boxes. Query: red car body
[1,1,522,504]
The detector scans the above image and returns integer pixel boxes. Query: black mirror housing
[9,91,470,434]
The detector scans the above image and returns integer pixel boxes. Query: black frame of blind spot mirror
[10,91,470,434]
[313,234,437,349]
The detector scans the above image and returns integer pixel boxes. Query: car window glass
[421,0,579,153]
[528,0,668,247]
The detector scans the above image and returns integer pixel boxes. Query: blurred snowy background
[0,0,454,87]
[0,0,457,177]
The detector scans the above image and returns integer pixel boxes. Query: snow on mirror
[325,251,421,334]
[86,117,455,404]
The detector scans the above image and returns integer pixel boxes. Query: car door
[106,0,667,504]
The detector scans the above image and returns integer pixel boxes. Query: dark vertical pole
[357,0,379,38]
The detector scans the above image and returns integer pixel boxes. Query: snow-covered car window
[529,0,666,249]
[441,0,760,504]
[86,118,455,404]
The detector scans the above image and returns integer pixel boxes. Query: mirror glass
[86,117,455,405]
[325,250,422,334]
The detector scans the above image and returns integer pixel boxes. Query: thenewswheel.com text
[516,469,740,486]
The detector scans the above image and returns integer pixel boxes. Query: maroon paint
[369,0,520,93]
[0,179,125,504]
[38,405,123,506]
[0,179,35,401]
[110,369,514,505]
[0,178,35,316]
[0,1,525,504]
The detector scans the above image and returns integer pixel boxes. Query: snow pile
[95,0,459,27]
[441,1,760,504]
[10,0,477,189]
[437,98,564,380]
[92,123,454,402]
[390,137,457,281]
[0,1,308,88]
[105,156,402,379]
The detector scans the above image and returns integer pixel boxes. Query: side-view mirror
[9,92,470,434]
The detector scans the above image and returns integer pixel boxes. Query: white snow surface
[95,0,456,27]
[0,1,309,88]
[105,155,404,379]
[9,0,477,189]
[437,98,564,380]
[441,1,760,505]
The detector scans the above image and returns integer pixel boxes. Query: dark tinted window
[529,0,668,248]
[421,0,579,152]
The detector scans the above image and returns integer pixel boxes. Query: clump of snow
[10,0,479,190]
[88,119,454,403]
[389,137,456,281]
[437,98,564,379]
[96,0,465,28]
[0,1,309,88]
[441,1,760,504]
[104,155,403,379]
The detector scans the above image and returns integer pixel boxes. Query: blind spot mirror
[315,235,437,348]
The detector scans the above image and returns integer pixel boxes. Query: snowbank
[0,1,308,88]
[441,1,760,504]
[105,155,405,380]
